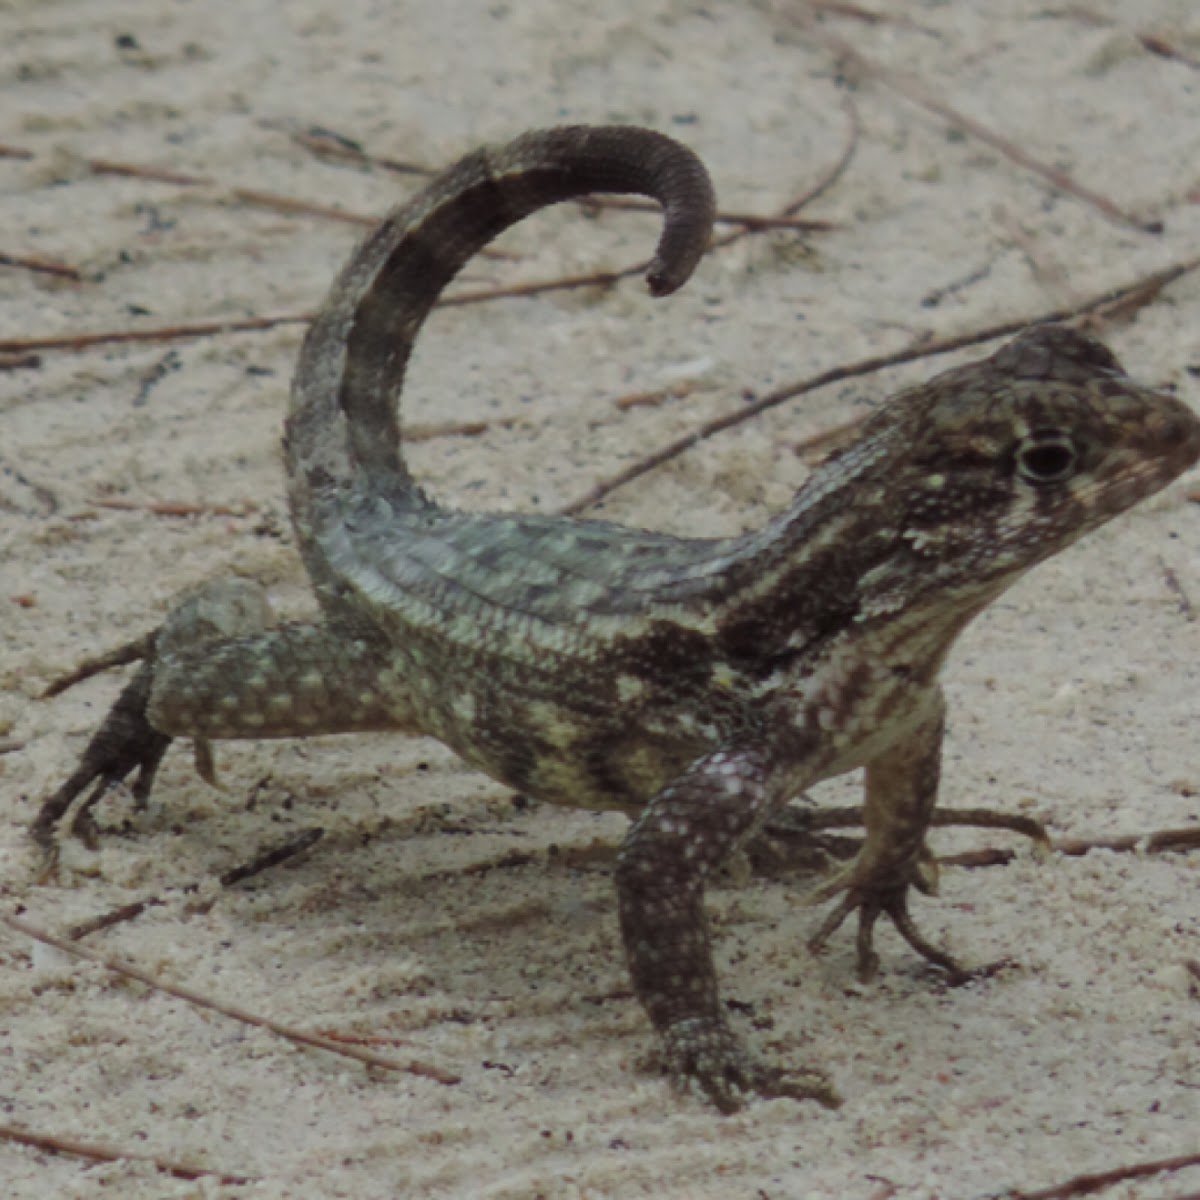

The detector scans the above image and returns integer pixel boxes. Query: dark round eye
[1016,432,1078,485]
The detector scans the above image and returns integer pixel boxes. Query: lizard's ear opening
[1014,430,1079,486]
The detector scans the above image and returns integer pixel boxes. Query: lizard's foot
[661,1017,841,1115]
[31,661,172,859]
[806,873,969,984]
[802,843,983,983]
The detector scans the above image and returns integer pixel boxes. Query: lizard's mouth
[1147,387,1200,459]
[1081,396,1200,525]
[1137,393,1200,493]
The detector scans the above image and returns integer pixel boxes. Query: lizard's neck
[661,428,1014,679]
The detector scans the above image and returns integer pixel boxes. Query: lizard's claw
[803,848,977,983]
[799,806,1049,982]
[31,662,172,858]
[806,877,970,983]
[661,1017,841,1115]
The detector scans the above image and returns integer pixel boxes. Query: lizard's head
[844,324,1200,615]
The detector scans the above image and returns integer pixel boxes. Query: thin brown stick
[613,380,701,411]
[1082,261,1187,325]
[0,1121,253,1185]
[1139,31,1200,71]
[0,352,41,370]
[764,92,863,217]
[1,102,854,358]
[280,123,434,176]
[583,195,836,233]
[405,418,503,441]
[1001,1149,1200,1199]
[88,157,378,226]
[0,266,636,353]
[87,157,208,186]
[808,0,934,31]
[0,261,648,356]
[800,23,1159,233]
[87,155,519,260]
[0,251,83,281]
[2,914,460,1085]
[312,1030,421,1048]
[65,828,326,940]
[707,92,860,258]
[281,121,836,243]
[1056,828,1200,856]
[227,186,374,228]
[216,826,326,888]
[89,497,257,518]
[939,826,1200,870]
[0,311,311,354]
[284,122,841,240]
[441,265,636,306]
[560,253,1200,512]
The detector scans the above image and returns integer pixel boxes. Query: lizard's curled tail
[284,125,716,584]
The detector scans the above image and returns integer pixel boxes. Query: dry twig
[406,418,501,441]
[1138,31,1200,70]
[280,122,434,176]
[88,157,377,227]
[997,1148,1200,1199]
[0,251,82,282]
[0,311,311,354]
[65,828,326,940]
[939,826,1200,871]
[281,121,840,234]
[799,20,1160,233]
[1,101,857,358]
[2,914,460,1085]
[706,91,860,258]
[582,194,836,233]
[613,380,702,411]
[89,497,256,518]
[0,1121,253,1186]
[560,253,1200,513]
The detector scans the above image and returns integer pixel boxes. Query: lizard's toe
[31,662,172,854]
[807,871,968,983]
[662,1017,840,1114]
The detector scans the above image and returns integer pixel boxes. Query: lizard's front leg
[804,687,966,982]
[33,581,414,851]
[615,744,841,1114]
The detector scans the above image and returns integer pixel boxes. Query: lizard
[31,125,1200,1113]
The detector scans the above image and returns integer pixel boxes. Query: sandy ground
[2,1,1200,1197]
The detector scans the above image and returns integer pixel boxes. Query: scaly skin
[35,125,1200,1113]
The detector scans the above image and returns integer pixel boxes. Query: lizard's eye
[1015,431,1078,485]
